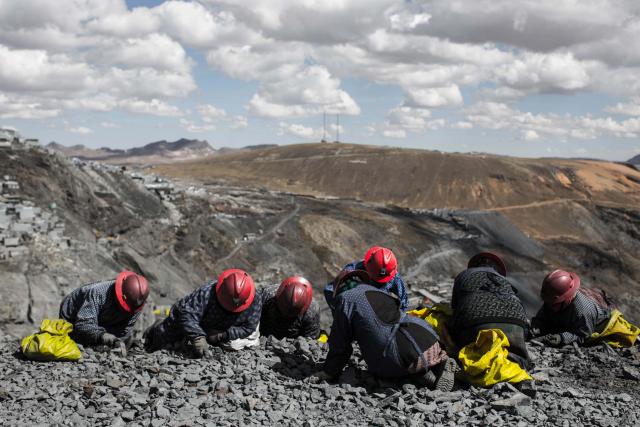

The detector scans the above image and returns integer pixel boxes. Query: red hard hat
[541,269,580,310]
[216,269,256,313]
[363,246,398,283]
[468,252,507,277]
[115,271,149,313]
[276,276,313,318]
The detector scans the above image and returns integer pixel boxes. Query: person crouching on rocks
[531,270,639,348]
[448,253,533,372]
[324,246,409,313]
[59,271,149,348]
[144,269,262,357]
[314,270,457,391]
[259,276,320,339]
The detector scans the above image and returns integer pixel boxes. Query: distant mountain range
[629,154,640,165]
[47,139,279,164]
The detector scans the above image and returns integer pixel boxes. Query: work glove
[207,331,229,346]
[192,336,208,358]
[100,333,119,347]
[539,334,562,347]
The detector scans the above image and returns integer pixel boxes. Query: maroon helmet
[364,246,398,283]
[216,269,255,313]
[541,269,581,311]
[468,252,507,277]
[276,276,313,318]
[115,271,150,313]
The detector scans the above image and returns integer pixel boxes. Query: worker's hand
[192,336,208,358]
[309,370,334,383]
[539,334,562,347]
[100,333,119,347]
[207,331,228,346]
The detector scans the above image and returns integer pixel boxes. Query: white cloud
[278,122,318,139]
[100,121,119,128]
[383,129,406,138]
[120,99,183,117]
[522,130,540,141]
[230,115,248,129]
[179,118,215,133]
[466,101,640,140]
[67,126,92,135]
[197,104,227,123]
[605,98,640,116]
[453,121,473,129]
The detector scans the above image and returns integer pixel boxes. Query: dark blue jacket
[59,280,140,345]
[156,281,262,343]
[324,260,408,311]
[324,284,438,379]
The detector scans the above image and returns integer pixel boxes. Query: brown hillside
[153,143,640,210]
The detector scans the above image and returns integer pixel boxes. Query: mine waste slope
[1,143,639,425]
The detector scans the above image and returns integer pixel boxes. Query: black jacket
[259,285,320,339]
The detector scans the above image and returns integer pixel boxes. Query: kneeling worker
[325,246,409,312]
[260,276,320,339]
[532,270,639,347]
[144,269,262,357]
[316,271,457,391]
[59,270,149,347]
[449,253,531,369]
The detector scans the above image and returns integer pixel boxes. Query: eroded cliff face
[1,146,640,337]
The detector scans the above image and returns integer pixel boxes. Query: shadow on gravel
[270,347,323,380]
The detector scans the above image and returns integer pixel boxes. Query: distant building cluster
[0,176,69,261]
[0,127,39,149]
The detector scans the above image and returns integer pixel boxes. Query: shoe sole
[434,358,457,392]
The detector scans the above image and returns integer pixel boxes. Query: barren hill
[47,138,216,164]
[153,143,640,210]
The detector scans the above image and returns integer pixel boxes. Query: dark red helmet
[363,246,398,283]
[541,269,580,311]
[216,269,255,313]
[468,252,507,277]
[115,271,149,313]
[276,276,313,318]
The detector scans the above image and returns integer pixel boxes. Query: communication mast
[335,114,340,143]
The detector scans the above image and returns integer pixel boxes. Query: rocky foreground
[1,330,639,427]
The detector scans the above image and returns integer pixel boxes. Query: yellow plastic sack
[317,333,329,344]
[21,319,82,361]
[589,310,640,348]
[458,329,531,387]
[407,303,453,338]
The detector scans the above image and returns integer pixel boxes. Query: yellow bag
[21,319,82,361]
[589,310,640,348]
[458,329,531,387]
[317,333,329,344]
[408,303,457,355]
[407,303,453,338]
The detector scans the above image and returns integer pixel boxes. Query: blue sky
[1,0,639,161]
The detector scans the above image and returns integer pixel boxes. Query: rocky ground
[1,328,638,426]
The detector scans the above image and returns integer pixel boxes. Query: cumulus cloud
[120,99,183,117]
[1,0,640,148]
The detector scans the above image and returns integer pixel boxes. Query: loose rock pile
[1,329,638,426]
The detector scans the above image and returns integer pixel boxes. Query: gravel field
[1,329,639,426]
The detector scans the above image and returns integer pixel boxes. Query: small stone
[121,411,136,421]
[156,405,170,418]
[615,393,632,402]
[622,366,640,381]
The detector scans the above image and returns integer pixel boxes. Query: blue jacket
[157,281,263,343]
[324,284,438,379]
[59,280,141,345]
[324,260,408,311]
